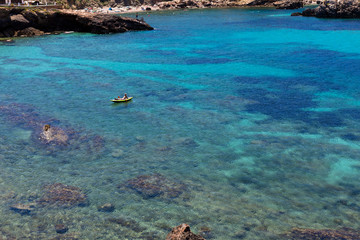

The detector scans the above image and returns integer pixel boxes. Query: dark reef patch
[122,174,187,199]
[0,103,105,153]
[309,112,344,128]
[286,227,360,240]
[339,108,360,121]
[239,80,314,121]
[38,183,88,207]
[235,75,353,128]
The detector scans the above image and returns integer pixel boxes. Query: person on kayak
[121,93,128,100]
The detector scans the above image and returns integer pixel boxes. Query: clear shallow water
[0,8,360,239]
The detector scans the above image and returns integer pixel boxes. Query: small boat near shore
[111,97,133,103]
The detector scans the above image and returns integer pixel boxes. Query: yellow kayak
[111,97,133,103]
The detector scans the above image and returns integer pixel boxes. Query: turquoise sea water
[1,8,360,239]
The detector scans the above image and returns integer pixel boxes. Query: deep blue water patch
[308,111,344,128]
[237,76,316,121]
[339,108,360,120]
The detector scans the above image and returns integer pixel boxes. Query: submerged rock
[40,124,69,145]
[166,224,205,240]
[123,174,187,199]
[175,137,199,148]
[50,233,80,240]
[111,149,124,158]
[10,203,36,215]
[38,183,88,207]
[55,224,69,234]
[286,227,360,239]
[98,203,115,212]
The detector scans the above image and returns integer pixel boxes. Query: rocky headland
[292,0,360,18]
[0,7,153,38]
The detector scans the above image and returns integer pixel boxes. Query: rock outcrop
[296,0,360,18]
[286,227,360,240]
[247,0,277,6]
[166,224,205,240]
[273,0,303,9]
[40,124,69,145]
[98,203,115,212]
[0,8,153,38]
[247,0,303,8]
[15,27,45,37]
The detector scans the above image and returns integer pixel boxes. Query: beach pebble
[98,203,115,212]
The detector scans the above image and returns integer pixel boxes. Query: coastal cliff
[0,8,153,38]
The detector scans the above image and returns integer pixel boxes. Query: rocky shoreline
[292,0,360,18]
[3,0,358,39]
[0,8,153,38]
